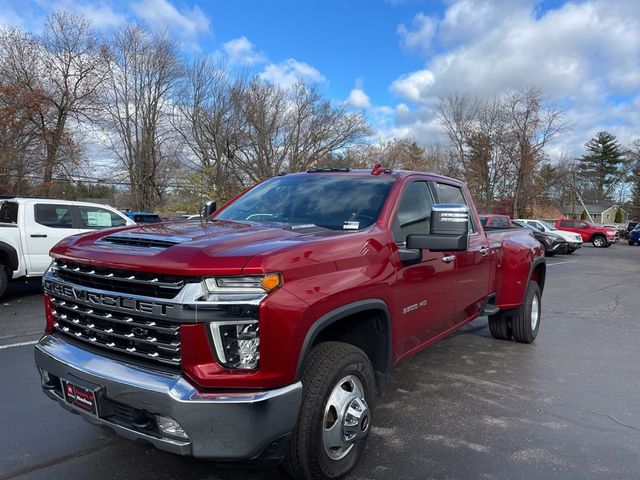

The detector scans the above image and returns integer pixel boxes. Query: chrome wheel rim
[322,375,370,461]
[531,294,540,331]
[594,237,604,247]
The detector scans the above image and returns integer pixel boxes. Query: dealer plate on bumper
[61,378,100,416]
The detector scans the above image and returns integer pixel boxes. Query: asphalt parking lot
[1,244,639,480]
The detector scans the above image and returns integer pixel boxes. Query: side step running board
[480,293,499,316]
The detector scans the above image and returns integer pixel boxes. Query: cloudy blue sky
[1,0,639,158]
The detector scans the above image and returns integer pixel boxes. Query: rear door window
[77,206,127,229]
[34,204,74,229]
[0,201,18,223]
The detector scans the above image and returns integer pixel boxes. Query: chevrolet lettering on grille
[44,280,175,316]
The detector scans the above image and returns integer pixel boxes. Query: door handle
[30,234,47,238]
[442,255,456,263]
[479,247,489,256]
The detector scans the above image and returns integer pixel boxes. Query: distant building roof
[561,204,627,215]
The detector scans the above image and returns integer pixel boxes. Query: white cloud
[74,3,126,29]
[223,36,265,66]
[347,86,371,109]
[390,70,435,104]
[260,59,326,89]
[386,0,640,155]
[131,0,210,37]
[397,12,437,53]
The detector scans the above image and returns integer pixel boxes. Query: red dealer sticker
[61,379,99,416]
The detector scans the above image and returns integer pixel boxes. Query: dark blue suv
[629,226,640,246]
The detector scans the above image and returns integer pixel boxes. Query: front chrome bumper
[34,335,302,461]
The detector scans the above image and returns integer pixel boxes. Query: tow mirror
[202,200,217,218]
[406,204,469,252]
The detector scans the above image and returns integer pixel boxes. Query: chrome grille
[52,259,195,299]
[49,296,181,367]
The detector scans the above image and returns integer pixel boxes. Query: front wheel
[566,249,575,254]
[511,281,541,344]
[592,236,606,248]
[283,342,375,480]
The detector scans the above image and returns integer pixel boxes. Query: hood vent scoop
[100,233,187,249]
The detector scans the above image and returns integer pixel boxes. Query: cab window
[34,204,73,228]
[393,182,433,243]
[78,206,126,229]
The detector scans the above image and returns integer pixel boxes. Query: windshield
[514,220,537,231]
[216,175,395,231]
[538,220,557,231]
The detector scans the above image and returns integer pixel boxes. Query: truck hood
[50,219,322,276]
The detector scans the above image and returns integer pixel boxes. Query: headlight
[200,274,281,371]
[202,273,281,296]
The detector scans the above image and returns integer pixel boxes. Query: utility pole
[574,189,594,223]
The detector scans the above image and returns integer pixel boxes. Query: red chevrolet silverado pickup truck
[35,168,545,480]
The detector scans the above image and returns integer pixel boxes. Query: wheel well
[589,233,605,241]
[0,250,13,278]
[530,263,546,294]
[0,241,18,275]
[306,309,391,389]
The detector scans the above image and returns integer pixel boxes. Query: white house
[561,204,629,224]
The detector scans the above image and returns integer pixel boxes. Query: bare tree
[0,82,44,193]
[286,82,370,172]
[232,78,370,183]
[437,93,479,174]
[174,56,246,203]
[100,24,183,210]
[0,13,106,195]
[502,87,566,217]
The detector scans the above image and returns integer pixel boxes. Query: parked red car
[554,219,618,248]
[35,168,545,479]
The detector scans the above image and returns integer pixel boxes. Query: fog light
[210,321,260,370]
[155,415,189,440]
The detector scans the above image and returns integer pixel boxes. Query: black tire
[488,314,512,340]
[592,235,606,248]
[511,281,541,344]
[283,342,375,480]
[0,266,7,299]
[541,242,548,257]
[566,249,575,254]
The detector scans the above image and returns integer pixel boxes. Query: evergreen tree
[614,207,623,223]
[579,131,625,202]
[581,209,588,220]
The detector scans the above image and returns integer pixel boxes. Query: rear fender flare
[528,256,546,296]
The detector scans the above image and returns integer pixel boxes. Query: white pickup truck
[0,197,135,297]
